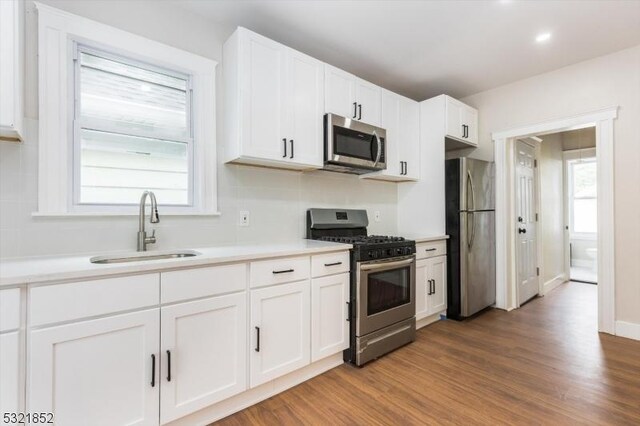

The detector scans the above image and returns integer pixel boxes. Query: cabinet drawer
[311,251,350,277]
[161,263,247,304]
[416,240,447,260]
[250,256,310,288]
[0,288,21,332]
[30,274,159,326]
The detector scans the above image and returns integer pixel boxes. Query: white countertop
[0,240,352,287]
[407,235,449,243]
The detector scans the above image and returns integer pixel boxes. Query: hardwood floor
[217,282,640,425]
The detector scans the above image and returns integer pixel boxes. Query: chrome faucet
[137,191,160,252]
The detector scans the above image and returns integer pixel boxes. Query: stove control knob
[368,250,377,259]
[396,248,402,255]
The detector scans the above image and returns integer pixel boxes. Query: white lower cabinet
[416,255,447,321]
[250,280,310,388]
[160,293,246,424]
[0,332,20,416]
[311,273,349,362]
[28,309,160,426]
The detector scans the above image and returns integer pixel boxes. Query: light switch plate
[239,210,250,227]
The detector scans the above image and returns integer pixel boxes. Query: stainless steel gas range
[307,208,416,366]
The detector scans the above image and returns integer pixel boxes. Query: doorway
[492,107,617,334]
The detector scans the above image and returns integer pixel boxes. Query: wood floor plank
[216,282,640,425]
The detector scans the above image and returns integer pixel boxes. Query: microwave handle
[372,130,382,167]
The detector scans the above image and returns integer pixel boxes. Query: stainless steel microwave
[323,114,387,174]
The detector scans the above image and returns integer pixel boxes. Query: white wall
[0,0,398,259]
[538,133,565,283]
[462,44,640,325]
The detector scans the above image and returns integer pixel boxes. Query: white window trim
[35,2,218,216]
[564,148,597,240]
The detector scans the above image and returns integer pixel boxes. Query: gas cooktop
[318,235,407,244]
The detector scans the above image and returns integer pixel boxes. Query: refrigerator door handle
[469,212,476,249]
[467,170,476,211]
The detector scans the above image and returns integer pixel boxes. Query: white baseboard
[542,274,567,295]
[615,321,640,341]
[416,311,444,329]
[168,353,343,425]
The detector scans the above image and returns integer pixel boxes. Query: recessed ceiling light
[535,32,552,43]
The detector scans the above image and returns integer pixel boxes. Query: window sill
[32,211,221,218]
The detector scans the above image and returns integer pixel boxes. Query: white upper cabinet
[324,64,382,127]
[363,90,419,181]
[0,0,24,142]
[160,293,246,424]
[224,28,324,170]
[445,95,478,147]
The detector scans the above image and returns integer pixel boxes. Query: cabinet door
[355,79,382,126]
[415,259,429,320]
[462,105,478,145]
[240,31,287,161]
[285,49,324,168]
[250,281,310,388]
[311,273,349,362]
[445,97,464,140]
[29,309,160,426]
[427,256,447,315]
[160,293,246,424]
[324,64,356,119]
[399,96,420,180]
[0,332,20,416]
[0,0,23,140]
[380,90,401,177]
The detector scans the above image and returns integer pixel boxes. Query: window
[74,46,193,206]
[568,158,597,235]
[36,3,217,216]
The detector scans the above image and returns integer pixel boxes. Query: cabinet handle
[150,354,156,387]
[255,326,260,352]
[272,268,294,274]
[403,161,406,175]
[282,138,287,158]
[425,248,437,252]
[166,350,172,382]
[358,104,362,120]
[346,301,351,322]
[427,279,431,295]
[324,261,342,267]
[353,102,357,118]
[290,139,294,159]
[432,280,436,294]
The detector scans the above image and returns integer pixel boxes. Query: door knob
[518,216,523,223]
[518,228,527,234]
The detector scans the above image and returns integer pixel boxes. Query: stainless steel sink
[90,250,201,264]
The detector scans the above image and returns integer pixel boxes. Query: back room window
[74,45,193,206]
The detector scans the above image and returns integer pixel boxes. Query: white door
[160,293,246,424]
[29,309,160,426]
[516,140,539,305]
[355,79,382,126]
[324,64,356,119]
[427,256,447,315]
[311,273,349,362]
[285,49,324,168]
[415,259,429,320]
[240,31,287,161]
[380,90,401,177]
[250,281,310,388]
[462,106,478,145]
[445,97,464,140]
[399,96,420,179]
[0,332,20,416]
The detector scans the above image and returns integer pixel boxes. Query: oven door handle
[372,129,382,168]
[360,257,414,272]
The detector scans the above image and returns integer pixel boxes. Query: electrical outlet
[374,211,381,222]
[239,210,250,227]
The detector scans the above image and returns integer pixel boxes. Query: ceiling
[176,0,640,101]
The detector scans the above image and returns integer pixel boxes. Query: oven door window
[367,266,411,316]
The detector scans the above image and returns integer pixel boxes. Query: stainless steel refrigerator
[445,158,496,319]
